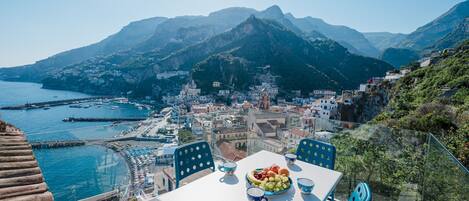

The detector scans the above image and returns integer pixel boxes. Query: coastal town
[95,59,425,200]
[0,48,450,201]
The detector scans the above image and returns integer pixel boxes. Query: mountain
[41,17,393,97]
[135,6,307,52]
[379,1,469,68]
[184,17,393,94]
[0,5,383,83]
[397,1,469,50]
[363,32,407,51]
[0,6,302,82]
[427,17,469,51]
[380,48,420,68]
[375,40,469,166]
[0,17,168,82]
[285,14,380,57]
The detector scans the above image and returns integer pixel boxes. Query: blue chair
[174,141,215,188]
[348,182,372,201]
[296,138,336,169]
[296,139,336,200]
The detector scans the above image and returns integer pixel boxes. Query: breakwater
[63,117,146,122]
[30,140,87,149]
[30,136,137,150]
[0,96,114,110]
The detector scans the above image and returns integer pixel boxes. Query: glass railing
[421,134,469,201]
[329,123,428,201]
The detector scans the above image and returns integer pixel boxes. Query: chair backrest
[348,182,371,201]
[296,138,336,169]
[174,141,215,188]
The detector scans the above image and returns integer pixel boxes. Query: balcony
[149,119,468,201]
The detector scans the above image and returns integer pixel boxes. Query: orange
[278,168,289,177]
[267,170,277,178]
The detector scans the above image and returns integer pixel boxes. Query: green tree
[178,129,195,144]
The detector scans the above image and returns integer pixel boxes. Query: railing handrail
[427,133,469,173]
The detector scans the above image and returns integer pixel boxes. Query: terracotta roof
[217,141,246,161]
[0,121,54,201]
[291,128,309,138]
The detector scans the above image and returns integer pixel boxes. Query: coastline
[0,80,151,200]
[101,143,133,198]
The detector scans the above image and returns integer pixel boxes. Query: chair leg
[327,192,335,201]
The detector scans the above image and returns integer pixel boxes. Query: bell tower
[259,88,270,110]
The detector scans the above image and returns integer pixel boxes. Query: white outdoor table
[158,150,343,201]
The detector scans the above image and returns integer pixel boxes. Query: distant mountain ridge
[285,14,380,57]
[379,1,468,67]
[427,17,469,51]
[0,5,384,83]
[40,16,392,97]
[188,16,392,94]
[10,4,469,98]
[0,17,168,81]
[380,48,420,68]
[397,0,469,50]
[363,32,407,51]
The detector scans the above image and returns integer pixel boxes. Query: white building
[218,90,230,96]
[248,136,284,154]
[384,69,410,82]
[282,128,309,149]
[310,97,338,119]
[155,144,177,165]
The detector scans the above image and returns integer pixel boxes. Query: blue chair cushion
[296,139,336,200]
[174,141,215,188]
[296,139,336,170]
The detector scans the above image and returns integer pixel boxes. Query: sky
[0,0,465,67]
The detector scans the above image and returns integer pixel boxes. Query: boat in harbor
[115,98,129,103]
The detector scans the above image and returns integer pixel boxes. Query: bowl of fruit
[246,164,292,196]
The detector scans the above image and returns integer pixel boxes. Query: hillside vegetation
[375,40,469,166]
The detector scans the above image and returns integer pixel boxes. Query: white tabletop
[158,150,343,201]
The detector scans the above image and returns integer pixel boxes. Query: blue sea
[0,81,149,201]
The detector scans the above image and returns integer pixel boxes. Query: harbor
[0,81,151,201]
[23,104,178,198]
[0,81,194,199]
